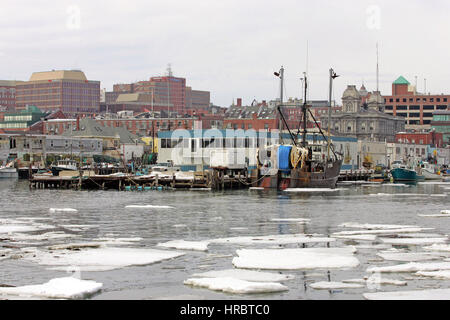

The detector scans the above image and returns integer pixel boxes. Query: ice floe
[283,188,342,192]
[377,251,444,262]
[190,269,294,282]
[338,222,418,229]
[270,218,311,223]
[367,262,450,273]
[210,234,335,245]
[343,276,407,286]
[0,225,40,234]
[363,288,450,300]
[21,247,185,272]
[418,210,450,217]
[334,235,377,241]
[93,237,143,245]
[125,205,174,209]
[379,237,447,245]
[157,240,210,251]
[49,208,78,213]
[415,270,450,279]
[423,244,450,252]
[184,277,288,294]
[418,181,450,185]
[232,247,359,270]
[332,227,433,237]
[7,232,81,242]
[0,277,102,299]
[309,281,364,289]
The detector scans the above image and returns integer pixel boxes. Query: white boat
[420,161,442,180]
[51,159,78,176]
[0,161,18,178]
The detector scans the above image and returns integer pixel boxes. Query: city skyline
[1,0,449,107]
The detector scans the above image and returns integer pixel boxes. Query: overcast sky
[1,0,449,107]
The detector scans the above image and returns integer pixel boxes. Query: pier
[29,169,250,191]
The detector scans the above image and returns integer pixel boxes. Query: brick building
[395,131,443,148]
[0,80,19,112]
[108,72,209,115]
[431,110,450,146]
[383,76,450,130]
[15,70,100,117]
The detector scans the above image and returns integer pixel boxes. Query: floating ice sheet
[270,218,311,223]
[423,244,450,252]
[157,240,210,251]
[379,237,447,245]
[415,270,450,279]
[8,232,81,242]
[418,181,450,185]
[0,277,102,299]
[49,208,78,213]
[338,222,418,230]
[22,247,185,272]
[184,277,288,294]
[309,281,364,289]
[332,227,432,236]
[364,288,450,300]
[377,251,444,262]
[367,262,450,273]
[283,188,341,192]
[232,247,359,270]
[191,269,295,282]
[418,211,450,217]
[210,234,335,245]
[343,277,407,286]
[334,235,377,241]
[93,237,143,245]
[0,225,40,234]
[125,205,174,209]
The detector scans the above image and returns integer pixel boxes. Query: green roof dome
[393,76,410,85]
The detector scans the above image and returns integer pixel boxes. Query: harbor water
[0,179,449,300]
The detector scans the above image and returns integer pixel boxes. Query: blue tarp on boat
[277,145,292,172]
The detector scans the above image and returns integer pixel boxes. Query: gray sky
[1,0,449,107]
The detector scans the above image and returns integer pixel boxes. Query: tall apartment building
[15,70,100,116]
[383,76,450,130]
[0,80,19,112]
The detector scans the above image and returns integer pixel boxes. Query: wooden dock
[29,169,250,191]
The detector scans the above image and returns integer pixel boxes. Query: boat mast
[327,68,339,160]
[302,72,307,147]
[274,66,285,144]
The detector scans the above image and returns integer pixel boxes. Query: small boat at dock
[390,167,424,182]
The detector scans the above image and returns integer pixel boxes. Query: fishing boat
[51,159,78,176]
[390,167,424,182]
[420,161,441,180]
[251,67,342,190]
[0,161,18,178]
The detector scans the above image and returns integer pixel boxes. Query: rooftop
[29,70,88,82]
[393,76,410,85]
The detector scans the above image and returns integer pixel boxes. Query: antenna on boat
[274,66,285,144]
[302,72,308,147]
[328,68,339,160]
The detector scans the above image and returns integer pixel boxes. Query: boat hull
[391,168,424,182]
[422,170,442,180]
[51,166,78,176]
[0,168,18,178]
[253,159,342,190]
